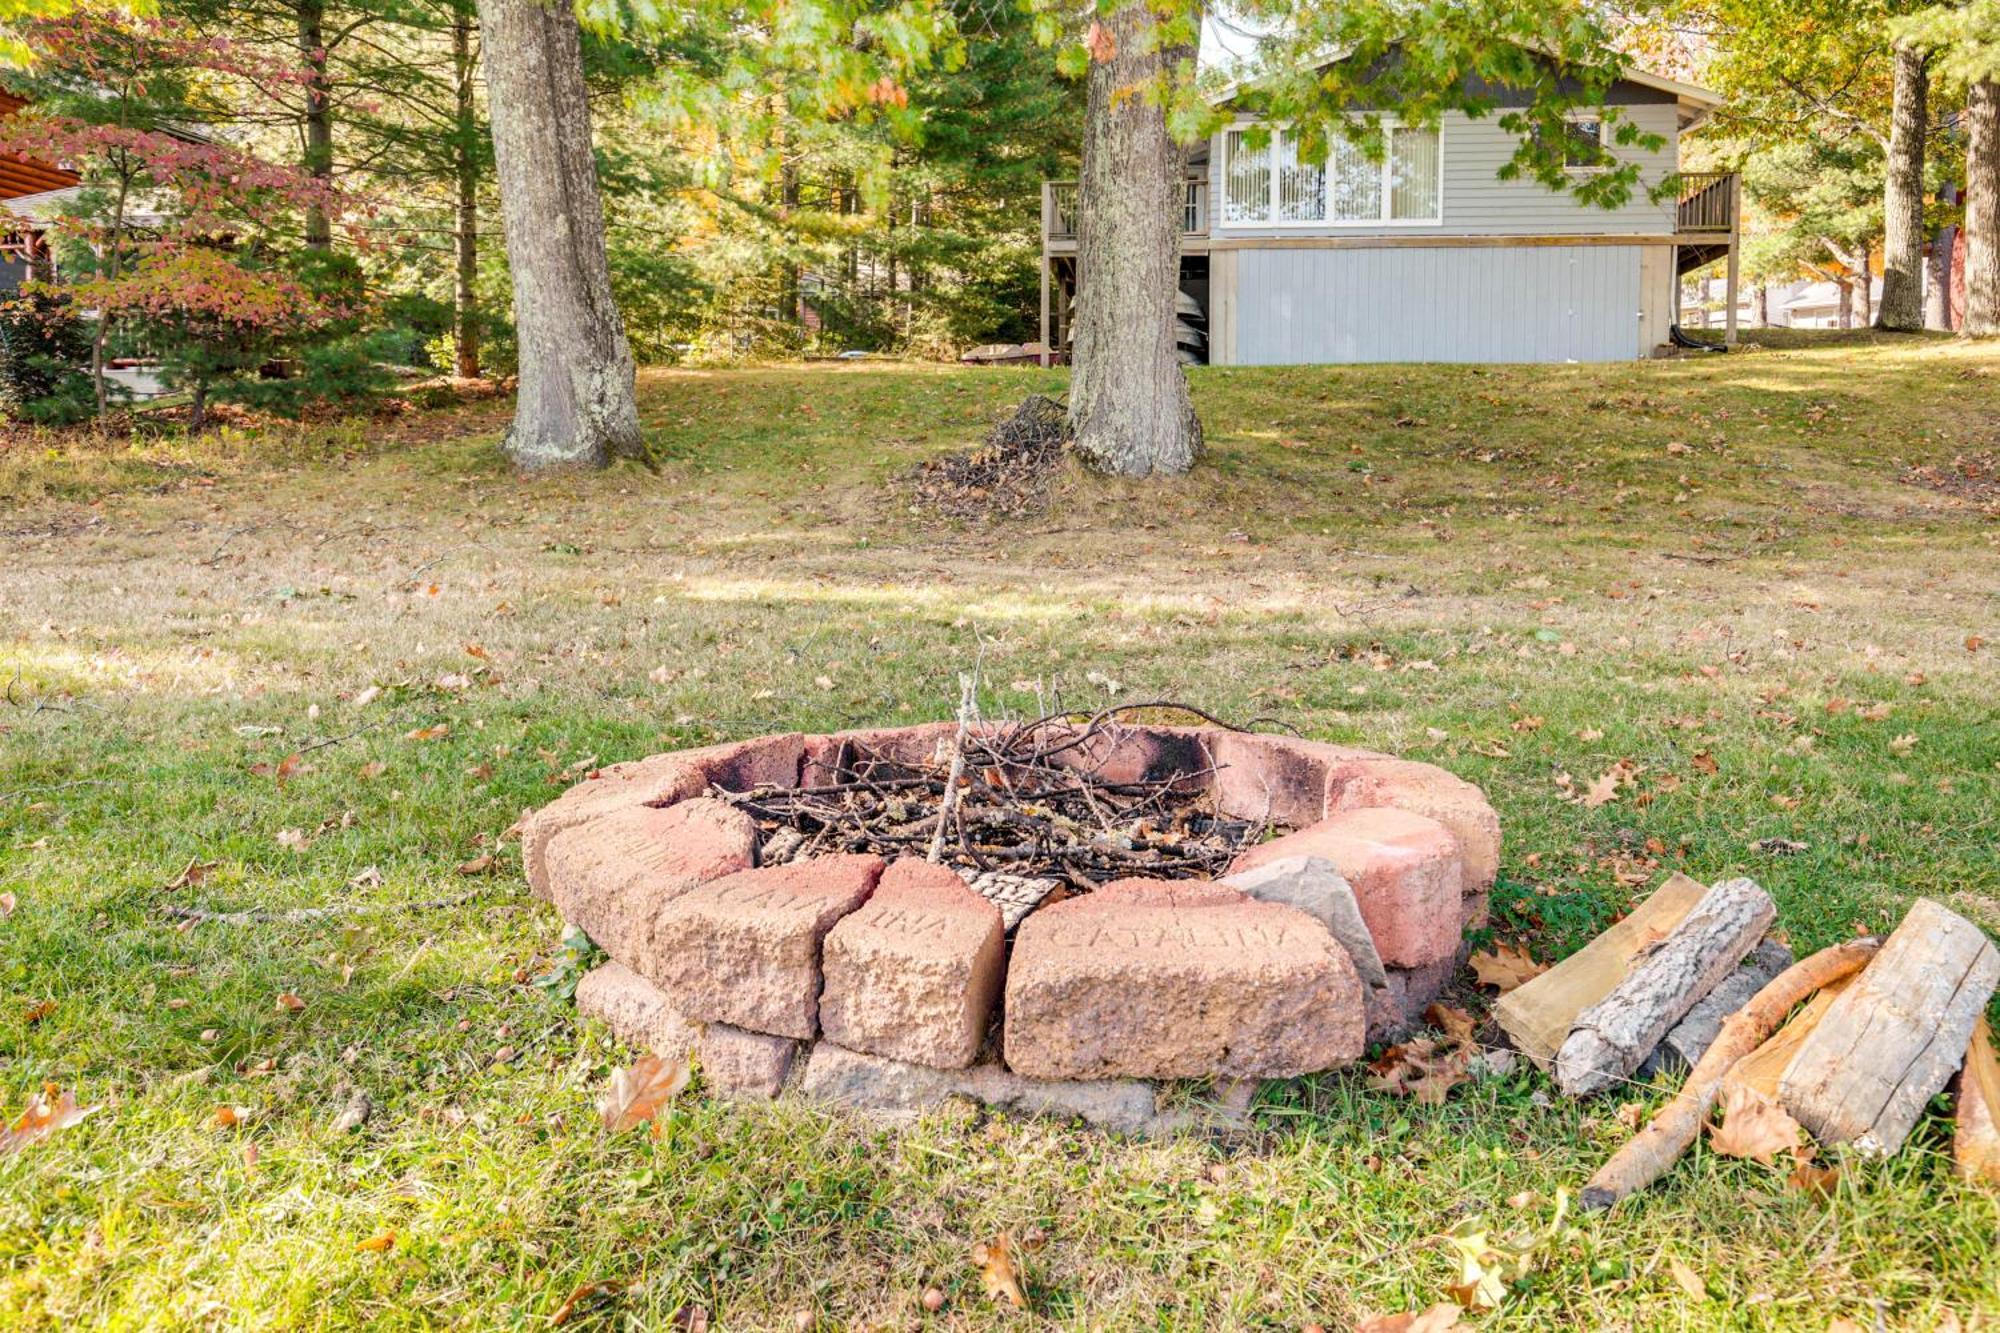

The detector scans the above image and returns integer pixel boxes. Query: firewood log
[1955,1018,2000,1186]
[1581,937,1880,1211]
[1555,877,1775,1097]
[1779,898,2000,1155]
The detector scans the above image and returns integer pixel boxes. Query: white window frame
[1217,118,1445,230]
[1554,113,1614,175]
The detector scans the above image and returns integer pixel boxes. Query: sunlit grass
[2,334,1997,1328]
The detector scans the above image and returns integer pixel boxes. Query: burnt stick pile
[711,710,1275,893]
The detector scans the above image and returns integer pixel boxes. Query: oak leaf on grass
[598,1054,692,1134]
[0,1084,100,1154]
[1469,944,1545,993]
[1707,1084,1808,1166]
[971,1232,1029,1309]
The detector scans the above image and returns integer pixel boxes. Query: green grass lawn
[2,335,1997,1329]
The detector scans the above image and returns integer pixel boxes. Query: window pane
[1224,130,1270,223]
[1327,136,1382,221]
[1389,126,1440,220]
[1275,131,1324,222]
[1563,119,1606,168]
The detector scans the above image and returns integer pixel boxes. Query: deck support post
[1039,183,1053,369]
[1724,175,1742,345]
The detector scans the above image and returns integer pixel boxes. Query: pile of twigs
[712,706,1272,892]
[901,394,1071,520]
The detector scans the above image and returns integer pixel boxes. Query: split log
[1581,936,1879,1211]
[1555,877,1776,1097]
[1955,1018,2000,1186]
[1781,898,2000,1155]
[1494,873,1707,1070]
[1638,939,1794,1078]
[1722,973,1855,1101]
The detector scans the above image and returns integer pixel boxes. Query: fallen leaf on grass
[275,992,306,1013]
[1424,1003,1477,1049]
[971,1233,1029,1309]
[404,723,450,742]
[1708,1085,1807,1166]
[1356,1305,1462,1332]
[164,860,218,891]
[1,1084,101,1154]
[0,891,14,917]
[1368,1039,1471,1105]
[1582,771,1621,808]
[23,1000,55,1024]
[1786,1149,1839,1200]
[598,1054,692,1133]
[357,761,387,780]
[348,866,383,888]
[356,1229,396,1253]
[551,1279,635,1327]
[1665,1254,1706,1300]
[212,1104,252,1129]
[1889,733,1918,755]
[1469,945,1546,993]
[455,853,497,876]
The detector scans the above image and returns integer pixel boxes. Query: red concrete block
[1231,807,1463,968]
[1324,757,1500,894]
[522,755,707,899]
[646,854,885,1039]
[544,798,759,967]
[820,858,1006,1069]
[574,960,698,1059]
[1003,878,1364,1081]
[1205,732,1384,828]
[801,722,961,787]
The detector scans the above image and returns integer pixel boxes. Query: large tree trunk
[1878,46,1927,330]
[1067,0,1201,478]
[451,4,481,380]
[475,0,641,469]
[1853,249,1872,325]
[1967,80,2000,336]
[297,0,334,248]
[1927,194,1956,331]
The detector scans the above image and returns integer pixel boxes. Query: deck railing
[1676,171,1738,234]
[1045,179,1208,241]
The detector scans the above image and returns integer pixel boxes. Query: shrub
[0,287,99,425]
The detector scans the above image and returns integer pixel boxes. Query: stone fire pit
[523,722,1499,1131]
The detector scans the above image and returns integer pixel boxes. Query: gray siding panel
[1211,105,1679,240]
[1233,245,1645,364]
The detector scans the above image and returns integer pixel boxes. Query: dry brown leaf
[275,752,305,785]
[598,1054,692,1133]
[1356,1305,1462,1333]
[1708,1084,1808,1166]
[1786,1150,1840,1201]
[1469,944,1546,993]
[1666,1255,1706,1300]
[212,1104,252,1129]
[164,860,217,891]
[972,1232,1029,1309]
[1083,19,1117,62]
[275,992,306,1013]
[1367,1039,1472,1105]
[551,1279,633,1326]
[23,1000,55,1024]
[405,723,450,742]
[0,890,15,917]
[356,1228,396,1252]
[1582,771,1621,808]
[1424,1003,1478,1049]
[0,1084,100,1154]
[358,761,388,780]
[455,853,497,876]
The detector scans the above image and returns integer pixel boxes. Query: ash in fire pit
[714,711,1281,929]
[523,714,1502,1125]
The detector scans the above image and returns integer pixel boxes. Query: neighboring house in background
[0,89,82,290]
[1039,55,1736,366]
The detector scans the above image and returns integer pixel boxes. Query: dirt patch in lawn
[1899,453,2000,514]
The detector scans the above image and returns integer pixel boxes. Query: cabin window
[1547,116,1611,171]
[1221,123,1442,226]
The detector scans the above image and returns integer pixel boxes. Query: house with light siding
[1038,60,1735,366]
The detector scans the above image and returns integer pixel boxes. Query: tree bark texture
[1067,0,1201,478]
[1927,213,1956,330]
[1779,897,1999,1155]
[1967,80,2000,336]
[475,0,642,470]
[1554,877,1775,1098]
[451,6,481,380]
[1878,46,1928,330]
[297,0,334,248]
